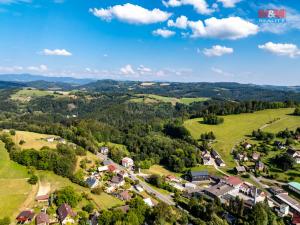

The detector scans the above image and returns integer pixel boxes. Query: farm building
[289,182,300,195]
[190,170,209,182]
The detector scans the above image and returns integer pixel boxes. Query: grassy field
[142,165,182,177]
[130,94,209,105]
[184,108,300,169]
[0,142,31,219]
[12,131,59,150]
[11,88,58,102]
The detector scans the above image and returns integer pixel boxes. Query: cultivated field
[130,94,209,105]
[184,108,300,168]
[12,131,59,150]
[0,142,31,219]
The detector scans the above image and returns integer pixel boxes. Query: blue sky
[0,0,299,85]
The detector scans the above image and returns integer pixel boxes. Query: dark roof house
[190,170,209,182]
[57,203,76,223]
[35,212,49,225]
[16,210,35,223]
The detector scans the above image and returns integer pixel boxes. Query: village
[14,142,300,225]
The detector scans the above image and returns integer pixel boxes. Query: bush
[19,140,26,145]
[0,217,10,225]
[91,187,102,195]
[203,114,224,125]
[28,174,38,185]
[9,130,16,135]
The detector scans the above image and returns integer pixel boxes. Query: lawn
[0,142,32,219]
[142,165,182,178]
[12,130,59,150]
[184,108,300,169]
[130,94,209,105]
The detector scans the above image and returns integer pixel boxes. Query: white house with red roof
[122,157,134,168]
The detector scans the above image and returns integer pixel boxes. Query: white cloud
[188,17,258,40]
[211,67,234,77]
[137,65,152,74]
[27,64,48,72]
[162,0,213,14]
[42,49,72,56]
[120,64,135,75]
[89,3,171,24]
[258,42,300,58]
[167,15,188,29]
[0,66,23,73]
[152,28,175,38]
[217,0,241,8]
[203,45,233,57]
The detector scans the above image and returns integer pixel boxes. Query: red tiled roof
[36,194,49,201]
[226,176,243,186]
[293,213,300,225]
[108,164,117,172]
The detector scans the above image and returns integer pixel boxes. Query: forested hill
[82,80,300,102]
[0,81,25,89]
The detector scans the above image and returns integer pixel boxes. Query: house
[122,157,134,168]
[35,212,49,225]
[100,146,109,155]
[236,153,248,162]
[86,176,99,189]
[119,190,132,201]
[242,142,252,149]
[204,183,235,199]
[108,164,118,173]
[235,166,246,174]
[185,182,197,189]
[223,176,243,189]
[134,185,144,192]
[111,175,125,187]
[45,137,55,143]
[98,165,109,172]
[143,198,154,207]
[255,161,265,171]
[56,138,66,144]
[275,193,300,214]
[215,158,226,167]
[118,170,129,179]
[292,213,300,225]
[16,210,35,223]
[276,204,289,217]
[289,182,300,195]
[36,194,49,203]
[252,152,260,161]
[211,149,220,159]
[274,141,285,150]
[190,170,210,182]
[287,149,300,164]
[57,203,76,224]
[169,182,185,191]
[166,174,180,183]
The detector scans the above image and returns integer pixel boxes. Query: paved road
[129,172,175,205]
[105,156,175,205]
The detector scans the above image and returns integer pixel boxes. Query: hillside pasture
[184,108,300,169]
[12,131,60,150]
[0,142,31,219]
[129,94,209,105]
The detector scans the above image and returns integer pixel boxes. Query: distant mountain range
[0,74,94,85]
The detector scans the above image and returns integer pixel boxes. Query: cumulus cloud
[42,49,72,56]
[188,17,258,40]
[120,64,135,75]
[258,42,300,58]
[162,0,213,14]
[152,28,175,38]
[167,15,188,29]
[203,45,233,57]
[27,64,48,72]
[217,0,241,8]
[89,3,171,24]
[137,65,152,74]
